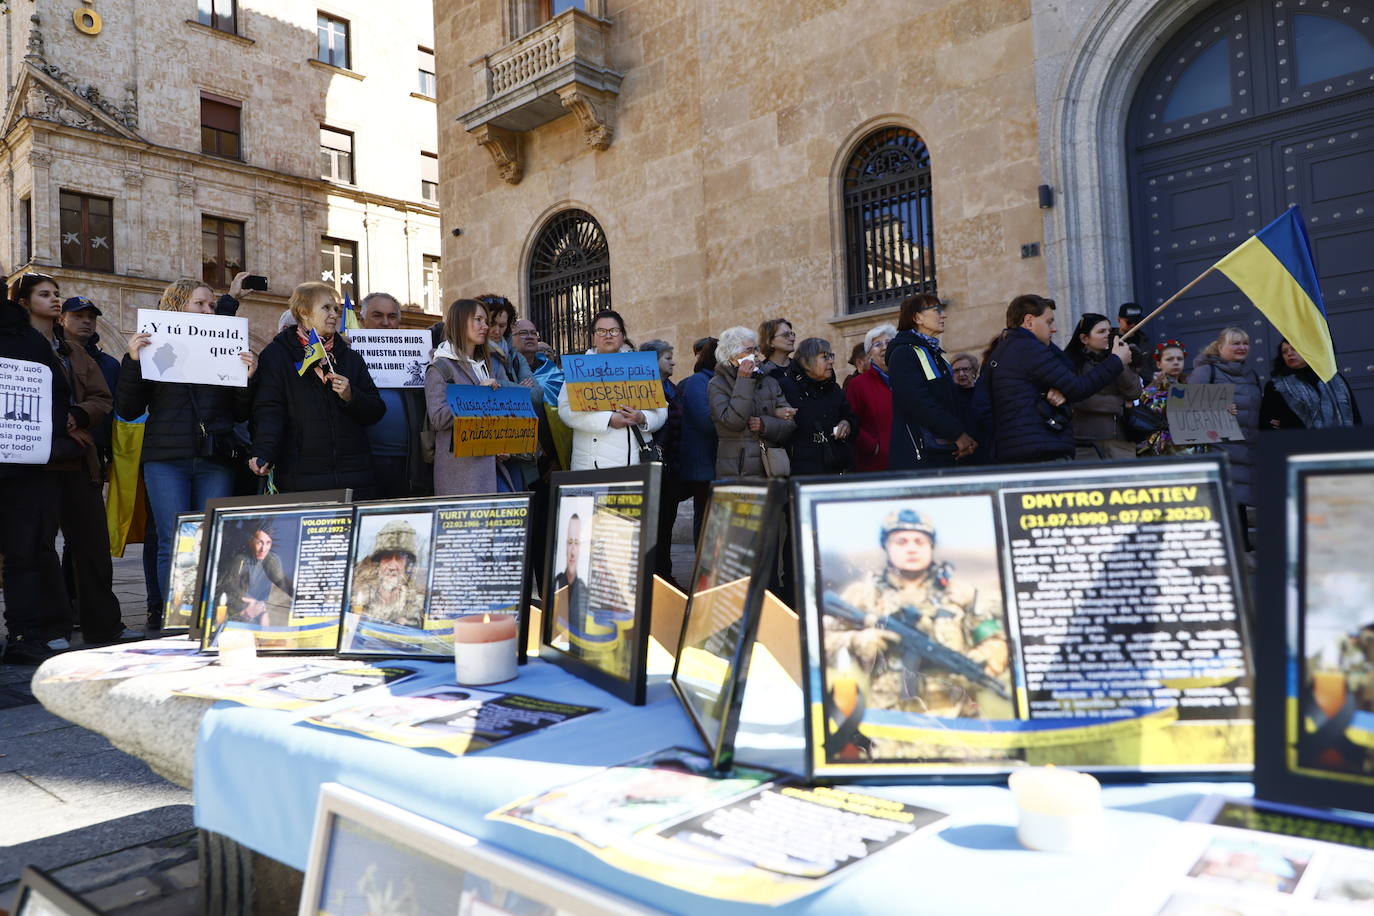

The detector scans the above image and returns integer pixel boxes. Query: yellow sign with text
[452,416,537,457]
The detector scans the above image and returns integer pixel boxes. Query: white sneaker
[46,637,71,651]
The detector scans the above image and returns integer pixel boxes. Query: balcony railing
[459,9,622,184]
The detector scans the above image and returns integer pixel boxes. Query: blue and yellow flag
[1212,207,1336,381]
[296,328,326,376]
[342,292,361,331]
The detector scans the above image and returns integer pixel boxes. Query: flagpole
[1121,266,1218,341]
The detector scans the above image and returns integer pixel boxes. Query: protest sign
[0,357,52,464]
[447,384,538,457]
[1166,382,1245,445]
[562,352,666,411]
[346,330,430,388]
[135,309,249,387]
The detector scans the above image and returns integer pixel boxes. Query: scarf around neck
[1272,371,1354,428]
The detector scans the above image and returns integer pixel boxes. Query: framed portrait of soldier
[338,495,533,661]
[199,503,355,654]
[672,479,786,771]
[161,512,204,632]
[540,465,661,705]
[1254,427,1374,816]
[793,458,1255,782]
[190,489,352,639]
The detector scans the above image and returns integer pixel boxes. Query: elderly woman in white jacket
[556,309,666,470]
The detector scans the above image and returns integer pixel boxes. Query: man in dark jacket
[359,292,432,498]
[59,297,119,460]
[0,294,82,665]
[988,295,1132,463]
[887,294,976,468]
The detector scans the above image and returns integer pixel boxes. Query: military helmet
[880,508,936,545]
[369,520,419,561]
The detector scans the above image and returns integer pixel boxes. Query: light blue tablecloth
[193,660,1248,915]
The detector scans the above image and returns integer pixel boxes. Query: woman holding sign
[555,310,666,471]
[426,297,515,494]
[1188,327,1261,508]
[249,282,384,496]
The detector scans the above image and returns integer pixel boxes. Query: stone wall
[436,0,1050,358]
[1,0,442,353]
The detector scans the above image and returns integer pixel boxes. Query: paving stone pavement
[0,504,703,914]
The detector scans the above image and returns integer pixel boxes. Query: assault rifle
[822,591,1011,701]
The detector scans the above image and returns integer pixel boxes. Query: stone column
[177,177,197,278]
[30,148,55,265]
[121,171,145,277]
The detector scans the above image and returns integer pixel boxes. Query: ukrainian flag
[1213,206,1337,381]
[296,328,325,376]
[342,292,361,331]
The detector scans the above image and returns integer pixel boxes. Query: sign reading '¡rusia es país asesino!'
[562,352,667,412]
[136,309,250,387]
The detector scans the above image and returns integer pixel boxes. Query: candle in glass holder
[453,614,518,686]
[1007,766,1104,852]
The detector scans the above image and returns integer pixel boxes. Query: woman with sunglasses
[556,309,665,470]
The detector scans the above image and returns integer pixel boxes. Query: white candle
[1007,766,1104,852]
[453,614,518,686]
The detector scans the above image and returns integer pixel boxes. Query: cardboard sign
[346,330,431,388]
[1166,383,1246,445]
[135,309,250,387]
[562,352,667,411]
[0,357,52,464]
[447,384,538,457]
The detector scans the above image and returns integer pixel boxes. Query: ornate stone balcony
[459,9,622,184]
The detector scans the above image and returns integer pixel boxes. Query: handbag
[1121,401,1163,443]
[757,435,791,478]
[187,388,246,463]
[630,424,663,464]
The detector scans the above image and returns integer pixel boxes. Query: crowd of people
[0,271,1362,664]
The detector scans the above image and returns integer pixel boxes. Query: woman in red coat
[844,323,896,472]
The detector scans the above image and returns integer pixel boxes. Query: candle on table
[1007,766,1104,852]
[453,614,518,686]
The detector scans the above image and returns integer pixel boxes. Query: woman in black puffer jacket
[248,282,384,497]
[118,278,257,616]
[785,337,857,475]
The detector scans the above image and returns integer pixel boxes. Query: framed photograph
[338,495,534,661]
[794,458,1255,782]
[11,866,101,916]
[190,489,352,639]
[161,511,204,632]
[540,465,661,705]
[671,479,786,771]
[1255,427,1374,816]
[199,502,355,654]
[299,782,654,916]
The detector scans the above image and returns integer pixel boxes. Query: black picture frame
[160,511,204,633]
[671,479,786,771]
[1254,426,1374,816]
[539,464,661,705]
[190,489,351,639]
[338,494,534,662]
[793,457,1255,783]
[199,502,355,655]
[12,866,101,916]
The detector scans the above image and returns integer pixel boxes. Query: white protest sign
[0,357,52,464]
[136,309,250,387]
[346,329,432,388]
[1166,382,1246,445]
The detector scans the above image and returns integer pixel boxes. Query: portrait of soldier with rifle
[820,506,1013,760]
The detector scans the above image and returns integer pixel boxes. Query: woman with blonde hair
[1188,326,1261,509]
[117,276,258,611]
[426,298,514,494]
[248,281,384,495]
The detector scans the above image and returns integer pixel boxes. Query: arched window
[527,209,611,356]
[842,126,936,314]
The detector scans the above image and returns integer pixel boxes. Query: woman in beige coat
[708,325,796,476]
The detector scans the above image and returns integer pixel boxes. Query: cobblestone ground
[0,504,700,913]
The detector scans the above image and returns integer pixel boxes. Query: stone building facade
[1,0,443,352]
[437,0,1374,409]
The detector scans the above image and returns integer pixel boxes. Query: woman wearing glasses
[757,317,797,385]
[886,293,977,469]
[784,337,857,475]
[556,309,666,470]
